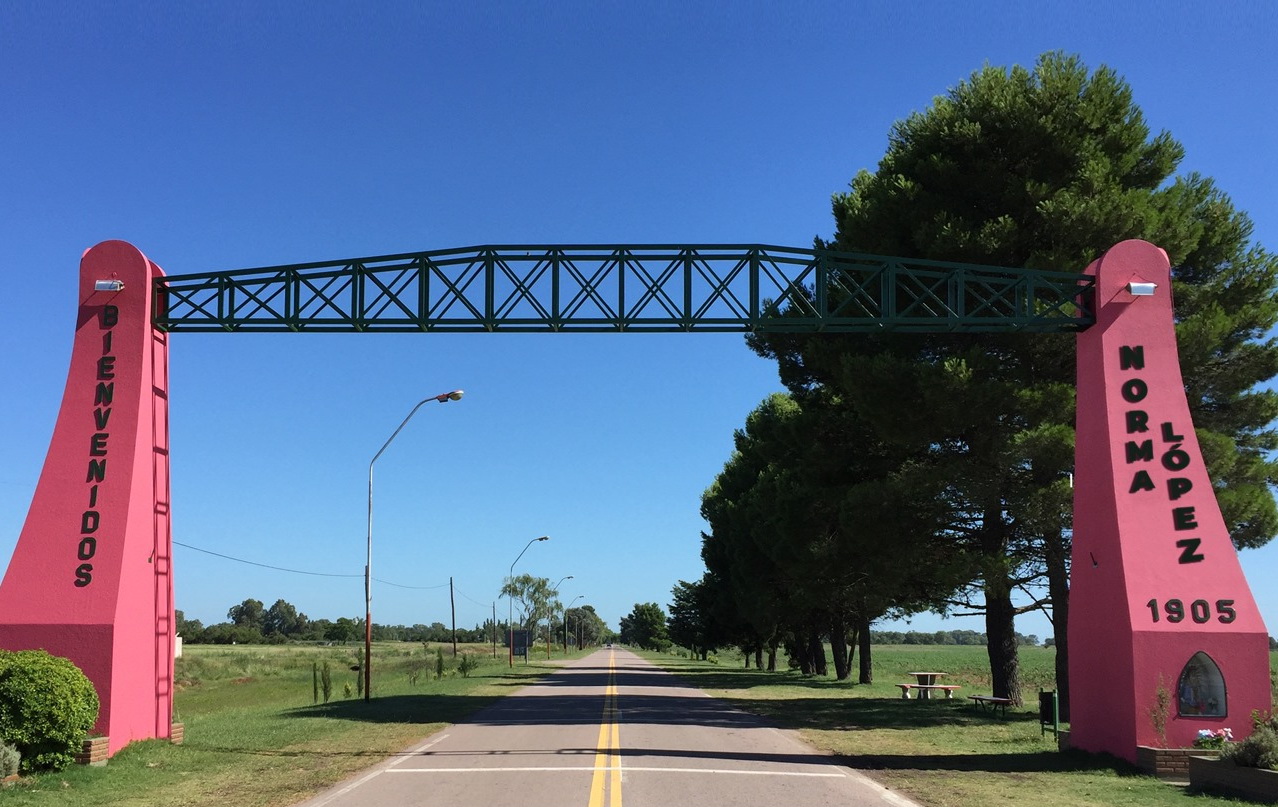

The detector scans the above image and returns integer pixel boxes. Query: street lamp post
[365,389,464,702]
[564,594,583,651]
[507,536,549,667]
[549,575,573,659]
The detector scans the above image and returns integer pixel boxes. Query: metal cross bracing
[153,244,1096,334]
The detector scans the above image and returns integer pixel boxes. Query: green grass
[0,642,584,807]
[2,643,1273,806]
[647,646,1278,807]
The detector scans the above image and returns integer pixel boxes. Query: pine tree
[752,52,1278,709]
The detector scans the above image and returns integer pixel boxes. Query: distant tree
[568,605,608,647]
[324,617,359,644]
[306,618,334,641]
[501,574,554,635]
[198,622,262,644]
[227,598,265,631]
[667,578,720,659]
[262,599,308,638]
[619,603,670,651]
[175,609,203,637]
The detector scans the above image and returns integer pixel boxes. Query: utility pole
[450,576,457,656]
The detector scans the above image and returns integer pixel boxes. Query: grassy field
[646,646,1278,807]
[0,641,580,807]
[1,643,1274,806]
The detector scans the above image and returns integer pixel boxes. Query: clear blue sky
[2,2,1275,643]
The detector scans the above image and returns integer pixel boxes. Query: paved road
[296,647,918,807]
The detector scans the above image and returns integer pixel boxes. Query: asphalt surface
[295,647,919,807]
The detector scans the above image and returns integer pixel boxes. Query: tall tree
[565,605,608,648]
[752,51,1278,708]
[668,576,738,660]
[174,610,203,637]
[227,598,265,631]
[701,393,970,679]
[324,617,360,644]
[501,574,554,636]
[263,599,308,638]
[619,603,670,651]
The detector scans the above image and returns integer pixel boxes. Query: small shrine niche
[1177,652,1226,717]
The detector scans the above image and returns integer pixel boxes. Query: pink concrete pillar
[1070,239,1269,760]
[0,241,173,755]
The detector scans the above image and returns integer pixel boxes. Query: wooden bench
[897,683,961,699]
[969,694,1012,716]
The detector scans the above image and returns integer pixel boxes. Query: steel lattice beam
[153,244,1095,333]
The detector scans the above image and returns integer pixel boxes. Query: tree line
[668,52,1278,714]
[177,595,612,647]
[619,602,1045,650]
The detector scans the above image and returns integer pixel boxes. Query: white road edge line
[306,733,452,807]
[842,768,926,807]
[386,766,846,777]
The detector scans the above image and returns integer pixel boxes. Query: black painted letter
[1167,477,1193,501]
[1176,538,1206,564]
[1125,440,1154,463]
[1119,345,1145,370]
[1129,471,1155,493]
[1171,506,1198,531]
[1125,410,1149,434]
[1121,379,1148,403]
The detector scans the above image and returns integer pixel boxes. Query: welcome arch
[0,239,1267,763]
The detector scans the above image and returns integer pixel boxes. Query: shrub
[0,650,100,772]
[1148,676,1171,747]
[320,661,332,703]
[435,647,445,680]
[1224,712,1278,770]
[0,742,19,778]
[407,660,422,686]
[457,654,480,678]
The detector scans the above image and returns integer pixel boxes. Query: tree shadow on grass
[717,693,1035,732]
[661,666,852,692]
[258,662,1146,782]
[837,748,1141,776]
[287,693,506,725]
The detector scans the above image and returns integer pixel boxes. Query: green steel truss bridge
[154,243,1095,334]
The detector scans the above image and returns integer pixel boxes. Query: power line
[374,578,450,590]
[455,587,495,608]
[174,540,449,590]
[174,541,359,578]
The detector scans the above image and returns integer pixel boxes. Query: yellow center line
[587,649,622,807]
